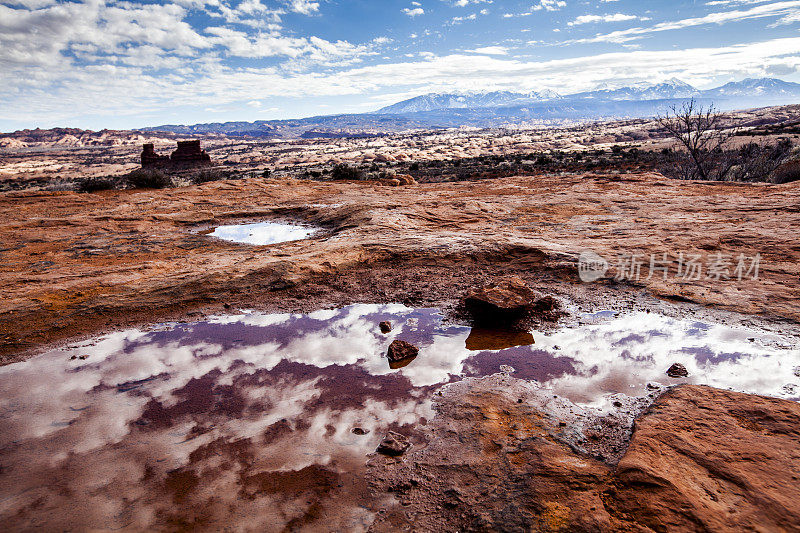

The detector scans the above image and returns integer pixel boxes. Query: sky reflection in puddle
[0,304,797,530]
[207,221,316,245]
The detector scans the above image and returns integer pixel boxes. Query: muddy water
[0,305,797,530]
[206,221,317,245]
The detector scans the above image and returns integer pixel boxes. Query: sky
[2,0,800,130]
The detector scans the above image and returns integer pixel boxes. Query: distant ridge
[139,77,800,138]
[377,90,562,114]
[378,78,800,114]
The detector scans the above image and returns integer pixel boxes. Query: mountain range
[377,78,800,114]
[141,78,800,138]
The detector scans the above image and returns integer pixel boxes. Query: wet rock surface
[387,339,419,364]
[608,385,800,532]
[368,378,800,532]
[463,277,564,327]
[1,174,799,362]
[666,362,689,377]
[464,277,539,324]
[376,431,412,456]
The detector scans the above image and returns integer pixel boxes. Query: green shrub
[330,163,364,181]
[192,169,225,184]
[78,177,115,193]
[127,169,172,189]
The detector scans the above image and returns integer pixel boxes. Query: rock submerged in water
[464,277,562,325]
[387,339,418,363]
[667,363,689,378]
[376,431,411,456]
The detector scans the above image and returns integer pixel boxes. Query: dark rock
[464,277,562,325]
[387,339,418,364]
[530,295,563,321]
[352,427,370,435]
[376,431,411,456]
[666,363,689,378]
[379,321,392,334]
[141,140,211,169]
[171,140,212,166]
[141,143,169,167]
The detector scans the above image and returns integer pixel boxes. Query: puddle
[0,305,797,530]
[205,221,317,245]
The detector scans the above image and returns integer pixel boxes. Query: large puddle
[206,221,317,245]
[0,305,797,530]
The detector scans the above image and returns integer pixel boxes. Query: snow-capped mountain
[376,78,800,116]
[377,90,562,114]
[701,78,800,98]
[572,78,700,101]
[143,78,800,138]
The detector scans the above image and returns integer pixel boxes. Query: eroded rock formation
[141,140,211,168]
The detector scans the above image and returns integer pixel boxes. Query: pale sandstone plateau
[1,121,800,531]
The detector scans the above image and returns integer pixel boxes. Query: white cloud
[403,7,425,16]
[576,1,800,43]
[5,35,800,125]
[284,0,320,15]
[468,45,508,55]
[532,0,566,12]
[568,13,647,26]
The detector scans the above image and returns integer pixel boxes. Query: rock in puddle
[376,431,411,456]
[666,363,689,378]
[464,277,563,325]
[379,321,392,334]
[387,339,418,364]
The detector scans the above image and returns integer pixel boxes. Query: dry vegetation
[3,104,800,193]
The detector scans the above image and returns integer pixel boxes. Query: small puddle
[0,305,797,530]
[205,221,317,245]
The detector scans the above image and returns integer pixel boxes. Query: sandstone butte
[1,171,799,531]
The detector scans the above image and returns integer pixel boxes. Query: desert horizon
[2,1,800,531]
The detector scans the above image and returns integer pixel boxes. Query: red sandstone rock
[141,140,211,168]
[666,362,689,377]
[376,431,411,456]
[609,385,800,531]
[387,339,418,363]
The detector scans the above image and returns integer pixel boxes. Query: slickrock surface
[1,172,799,362]
[608,385,800,532]
[368,378,800,532]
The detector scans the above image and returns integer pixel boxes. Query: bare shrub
[729,139,793,182]
[656,99,737,180]
[772,159,800,184]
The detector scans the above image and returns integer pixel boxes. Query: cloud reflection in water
[0,305,796,530]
